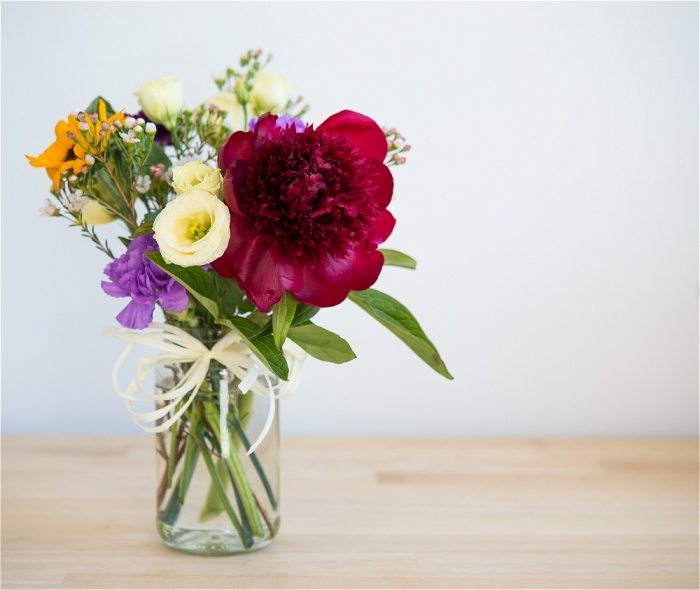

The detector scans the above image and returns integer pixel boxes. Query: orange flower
[27,117,89,190]
[27,100,125,190]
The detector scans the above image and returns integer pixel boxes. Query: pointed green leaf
[379,249,417,269]
[131,220,153,238]
[288,323,356,364]
[291,303,320,326]
[348,289,453,379]
[145,252,220,320]
[211,272,247,317]
[85,96,116,116]
[272,291,298,350]
[92,168,130,218]
[220,316,289,381]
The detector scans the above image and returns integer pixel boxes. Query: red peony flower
[212,110,395,313]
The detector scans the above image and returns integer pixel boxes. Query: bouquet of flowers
[28,50,451,555]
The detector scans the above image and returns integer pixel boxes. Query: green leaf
[92,168,130,218]
[288,323,356,364]
[291,303,320,326]
[348,289,453,379]
[145,252,220,321]
[118,236,131,248]
[272,291,298,350]
[85,96,116,116]
[212,272,247,317]
[220,316,289,381]
[131,220,153,238]
[379,249,417,270]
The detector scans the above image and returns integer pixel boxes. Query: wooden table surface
[2,436,698,589]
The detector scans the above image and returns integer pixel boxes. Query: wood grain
[1,436,697,589]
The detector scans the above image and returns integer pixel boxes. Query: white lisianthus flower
[249,71,292,116]
[171,160,222,196]
[205,93,245,131]
[134,77,183,129]
[81,199,116,225]
[153,189,230,267]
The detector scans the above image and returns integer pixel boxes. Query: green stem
[225,464,254,547]
[195,431,250,548]
[230,417,278,510]
[166,418,179,489]
[203,401,264,537]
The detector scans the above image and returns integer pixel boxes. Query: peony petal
[253,113,281,145]
[231,234,285,313]
[369,210,396,245]
[278,257,305,295]
[316,247,385,292]
[218,130,254,171]
[292,266,350,309]
[223,163,251,216]
[291,247,384,308]
[211,215,247,278]
[365,159,394,209]
[318,110,388,162]
[211,219,290,313]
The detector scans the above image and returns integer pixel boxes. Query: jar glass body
[154,357,280,555]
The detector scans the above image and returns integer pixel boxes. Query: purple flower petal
[116,300,156,330]
[102,235,192,329]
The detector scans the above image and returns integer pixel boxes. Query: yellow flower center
[186,219,210,242]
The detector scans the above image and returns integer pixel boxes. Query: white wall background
[2,2,697,437]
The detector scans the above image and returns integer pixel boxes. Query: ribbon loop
[106,323,306,456]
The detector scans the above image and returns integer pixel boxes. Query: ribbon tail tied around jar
[105,322,306,457]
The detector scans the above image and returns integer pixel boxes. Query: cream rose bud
[205,93,245,131]
[249,71,293,116]
[153,189,230,267]
[134,77,183,129]
[171,160,222,196]
[81,199,116,225]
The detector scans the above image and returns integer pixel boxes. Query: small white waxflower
[135,175,152,194]
[153,189,230,267]
[84,154,95,165]
[145,122,157,135]
[171,159,222,196]
[119,130,140,144]
[39,198,59,217]
[65,190,88,213]
[124,117,137,129]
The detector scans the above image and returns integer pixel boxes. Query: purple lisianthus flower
[132,111,172,146]
[248,114,306,133]
[102,235,189,329]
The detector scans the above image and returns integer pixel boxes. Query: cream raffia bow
[105,322,306,457]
